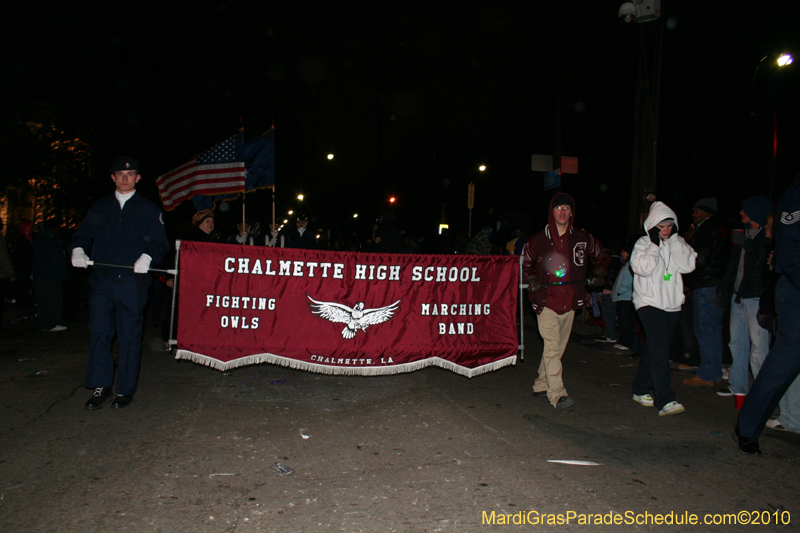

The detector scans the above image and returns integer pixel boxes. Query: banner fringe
[175,350,517,378]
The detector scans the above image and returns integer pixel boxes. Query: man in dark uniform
[70,156,169,410]
[734,182,800,455]
[283,213,318,249]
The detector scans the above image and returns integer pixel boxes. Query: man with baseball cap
[522,193,610,409]
[682,197,727,387]
[717,196,773,403]
[69,156,169,410]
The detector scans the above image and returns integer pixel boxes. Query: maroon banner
[174,241,520,376]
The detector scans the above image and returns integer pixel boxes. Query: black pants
[616,300,638,349]
[35,279,63,331]
[633,306,679,409]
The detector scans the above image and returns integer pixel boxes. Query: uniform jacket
[631,202,697,312]
[776,183,800,290]
[522,194,610,315]
[69,191,169,291]
[283,227,318,249]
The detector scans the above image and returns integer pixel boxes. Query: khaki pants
[533,307,575,406]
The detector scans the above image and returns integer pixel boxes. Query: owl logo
[307,295,401,339]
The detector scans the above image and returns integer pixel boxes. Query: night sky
[5,1,800,245]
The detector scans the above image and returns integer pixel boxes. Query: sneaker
[532,387,548,399]
[613,344,631,351]
[716,387,734,397]
[766,419,787,431]
[633,393,654,407]
[682,375,716,387]
[555,396,575,409]
[48,325,67,332]
[596,336,616,343]
[658,401,685,416]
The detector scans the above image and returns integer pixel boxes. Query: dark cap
[296,213,308,222]
[110,156,139,173]
[552,193,574,211]
[693,197,718,216]
[742,196,772,227]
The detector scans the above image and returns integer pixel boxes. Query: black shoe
[85,388,113,410]
[556,396,575,410]
[733,425,762,456]
[111,395,134,409]
[532,390,548,398]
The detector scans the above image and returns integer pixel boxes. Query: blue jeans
[693,287,725,382]
[728,296,770,395]
[739,276,800,438]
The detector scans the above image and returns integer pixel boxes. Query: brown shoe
[682,375,716,387]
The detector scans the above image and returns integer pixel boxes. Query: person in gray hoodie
[630,201,697,416]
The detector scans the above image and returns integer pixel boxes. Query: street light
[478,165,487,172]
[751,52,794,200]
[327,153,334,160]
[297,194,304,201]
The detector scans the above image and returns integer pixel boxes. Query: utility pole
[627,10,664,236]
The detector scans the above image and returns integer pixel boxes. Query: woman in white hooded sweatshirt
[631,201,697,416]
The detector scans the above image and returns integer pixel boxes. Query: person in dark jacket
[283,214,318,249]
[734,183,800,455]
[716,196,773,403]
[522,193,610,410]
[682,197,728,387]
[69,156,170,410]
[32,221,68,332]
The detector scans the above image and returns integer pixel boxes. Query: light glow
[777,53,793,67]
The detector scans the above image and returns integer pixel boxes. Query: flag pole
[271,186,276,246]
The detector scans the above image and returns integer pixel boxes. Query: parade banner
[174,241,519,377]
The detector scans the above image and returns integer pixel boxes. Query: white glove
[235,234,248,244]
[133,254,152,274]
[72,248,90,268]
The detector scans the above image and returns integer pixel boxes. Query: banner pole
[167,239,181,352]
[518,254,524,362]
[272,186,276,246]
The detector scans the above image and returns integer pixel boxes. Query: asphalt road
[1,306,798,532]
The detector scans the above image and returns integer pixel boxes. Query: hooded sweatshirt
[631,201,697,312]
[522,193,610,314]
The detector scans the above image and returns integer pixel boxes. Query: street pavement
[0,304,798,532]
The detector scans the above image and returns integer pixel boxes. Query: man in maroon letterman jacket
[522,193,610,409]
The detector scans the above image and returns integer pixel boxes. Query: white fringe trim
[174,349,517,378]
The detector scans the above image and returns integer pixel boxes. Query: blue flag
[189,128,275,212]
[239,128,275,191]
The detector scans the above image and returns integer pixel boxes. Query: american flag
[156,133,246,211]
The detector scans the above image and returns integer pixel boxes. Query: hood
[643,201,679,232]
[548,193,575,235]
